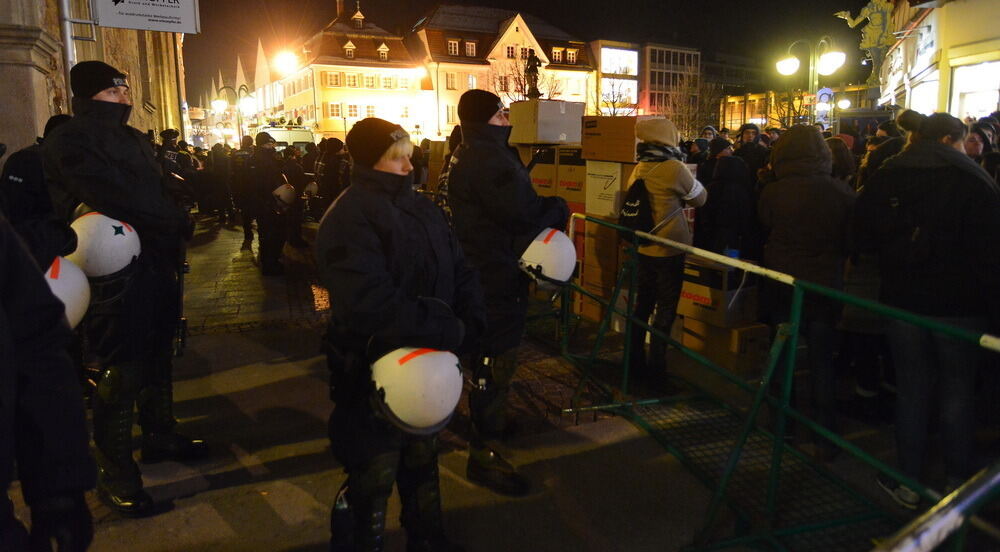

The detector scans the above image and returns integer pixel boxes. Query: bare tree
[488,60,563,103]
[654,74,725,138]
[769,90,810,128]
[590,68,637,116]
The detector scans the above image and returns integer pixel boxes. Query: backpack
[618,178,655,245]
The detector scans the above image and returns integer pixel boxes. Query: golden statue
[836,0,895,85]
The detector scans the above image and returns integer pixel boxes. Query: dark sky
[183,0,871,102]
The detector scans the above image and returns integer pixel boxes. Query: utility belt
[87,256,140,307]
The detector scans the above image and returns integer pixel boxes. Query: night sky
[183,0,871,102]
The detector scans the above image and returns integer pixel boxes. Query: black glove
[29,494,93,552]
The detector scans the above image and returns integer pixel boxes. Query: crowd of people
[3,55,1000,551]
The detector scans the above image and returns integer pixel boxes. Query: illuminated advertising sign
[601,47,638,76]
[601,78,637,105]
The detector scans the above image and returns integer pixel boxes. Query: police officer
[41,61,206,517]
[0,214,96,552]
[230,135,256,249]
[157,128,197,206]
[0,114,76,266]
[316,118,485,551]
[447,90,568,496]
[247,132,289,275]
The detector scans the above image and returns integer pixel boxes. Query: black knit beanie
[458,90,503,124]
[255,131,276,147]
[70,61,129,99]
[346,117,409,168]
[709,137,732,157]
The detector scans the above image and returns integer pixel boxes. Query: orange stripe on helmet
[398,348,435,365]
[542,228,559,244]
[49,256,61,279]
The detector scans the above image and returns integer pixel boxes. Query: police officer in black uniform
[447,90,569,496]
[0,214,95,552]
[247,132,288,275]
[0,114,76,266]
[41,61,207,517]
[230,135,256,249]
[316,118,485,552]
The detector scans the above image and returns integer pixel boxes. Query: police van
[250,125,316,153]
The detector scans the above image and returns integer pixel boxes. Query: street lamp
[837,98,852,110]
[775,36,845,124]
[274,51,299,77]
[216,84,255,141]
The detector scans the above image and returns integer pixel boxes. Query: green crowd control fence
[547,213,1000,551]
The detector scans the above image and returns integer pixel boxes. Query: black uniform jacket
[446,122,567,352]
[0,143,77,267]
[316,165,486,364]
[0,216,94,507]
[41,97,187,261]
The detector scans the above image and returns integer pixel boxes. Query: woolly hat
[458,89,504,124]
[255,131,276,147]
[694,138,710,152]
[635,118,681,147]
[70,61,129,99]
[709,137,732,157]
[346,117,409,168]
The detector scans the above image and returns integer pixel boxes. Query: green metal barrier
[553,213,1000,551]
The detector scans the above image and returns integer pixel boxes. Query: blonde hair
[380,135,414,163]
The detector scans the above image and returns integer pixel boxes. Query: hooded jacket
[629,154,707,257]
[758,125,855,288]
[854,139,1000,321]
[694,155,756,256]
[733,123,770,185]
[447,122,567,353]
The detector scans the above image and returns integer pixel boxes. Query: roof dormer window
[351,2,365,29]
[344,40,356,59]
[377,43,389,62]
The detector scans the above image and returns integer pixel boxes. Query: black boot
[337,453,396,552]
[466,444,530,497]
[93,365,152,517]
[398,439,464,552]
[330,483,354,552]
[138,359,209,464]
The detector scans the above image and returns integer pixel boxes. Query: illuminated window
[446,105,457,124]
[379,50,388,61]
[498,75,509,92]
[366,105,376,118]
[364,75,376,88]
[465,42,476,57]
[348,104,358,117]
[552,49,563,63]
[399,77,410,89]
[327,72,341,87]
[467,74,477,90]
[345,46,355,59]
[566,49,577,64]
[401,106,409,118]
[382,76,393,88]
[448,40,459,56]
[446,72,456,90]
[346,74,359,87]
[329,103,341,117]
[506,45,515,59]
[520,47,529,60]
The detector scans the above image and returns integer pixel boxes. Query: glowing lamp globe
[776,56,800,76]
[837,98,852,110]
[274,51,299,76]
[211,98,228,113]
[239,96,257,116]
[817,51,847,76]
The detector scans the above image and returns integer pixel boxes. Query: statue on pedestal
[525,49,542,100]
[836,0,895,86]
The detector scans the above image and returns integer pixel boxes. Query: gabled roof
[412,5,577,42]
[298,9,418,67]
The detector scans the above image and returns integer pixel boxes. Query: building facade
[701,51,763,96]
[0,0,186,153]
[640,43,701,116]
[720,85,878,131]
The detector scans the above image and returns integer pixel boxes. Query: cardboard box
[583,220,620,269]
[527,147,556,193]
[677,257,758,328]
[584,161,636,218]
[556,146,586,204]
[509,99,585,144]
[682,318,771,377]
[581,116,658,163]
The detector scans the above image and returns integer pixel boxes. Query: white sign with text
[92,0,200,34]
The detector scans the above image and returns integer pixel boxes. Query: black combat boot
[138,358,208,464]
[398,439,464,552]
[338,453,396,552]
[466,444,530,497]
[93,366,153,517]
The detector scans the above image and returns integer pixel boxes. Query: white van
[250,125,316,153]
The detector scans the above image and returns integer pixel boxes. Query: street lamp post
[775,36,845,125]
[214,84,255,141]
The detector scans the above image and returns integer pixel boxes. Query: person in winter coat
[247,132,290,275]
[826,136,857,187]
[0,214,95,552]
[733,123,770,190]
[627,118,707,386]
[0,114,75,267]
[316,118,485,552]
[447,90,568,497]
[280,146,309,249]
[965,123,994,164]
[317,138,351,210]
[758,124,855,445]
[855,111,1000,508]
[693,151,755,257]
[41,61,205,517]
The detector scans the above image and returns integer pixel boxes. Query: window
[345,46,355,59]
[448,40,459,56]
[353,16,363,29]
[329,103,341,117]
[366,105,376,118]
[399,77,410,89]
[467,74,477,90]
[446,105,457,124]
[382,76,393,88]
[566,49,577,64]
[465,42,476,57]
[379,50,388,61]
[498,75,509,92]
[506,45,516,59]
[552,49,563,63]
[401,106,409,118]
[446,72,456,90]
[346,73,359,88]
[348,104,358,117]
[520,47,529,60]
[364,75,376,88]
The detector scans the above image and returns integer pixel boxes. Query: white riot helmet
[66,213,141,277]
[44,256,91,328]
[303,181,319,197]
[370,347,464,435]
[519,227,577,288]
